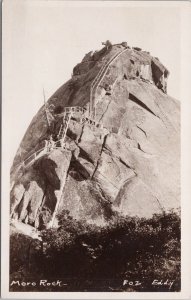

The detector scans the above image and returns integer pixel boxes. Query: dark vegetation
[10,210,180,292]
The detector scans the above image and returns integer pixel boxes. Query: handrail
[90,59,108,96]
[89,59,110,115]
[90,48,127,106]
[13,139,71,173]
[13,47,130,177]
[81,116,102,128]
[23,144,71,169]
[13,105,97,175]
[95,47,129,92]
[94,47,129,95]
[14,106,88,172]
[64,106,87,113]
[56,106,87,117]
[23,143,48,163]
[57,111,72,142]
[90,47,129,118]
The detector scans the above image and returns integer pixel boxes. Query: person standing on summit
[102,40,112,50]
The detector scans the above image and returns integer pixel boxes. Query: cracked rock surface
[10,44,180,229]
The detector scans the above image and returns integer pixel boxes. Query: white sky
[3,0,182,163]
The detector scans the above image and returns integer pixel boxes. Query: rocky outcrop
[11,150,72,229]
[10,42,180,229]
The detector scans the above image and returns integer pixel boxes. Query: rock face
[10,43,180,229]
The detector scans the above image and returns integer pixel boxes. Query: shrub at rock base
[10,210,180,292]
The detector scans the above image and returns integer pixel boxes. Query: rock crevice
[10,42,180,229]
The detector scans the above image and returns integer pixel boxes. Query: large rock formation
[10,42,180,229]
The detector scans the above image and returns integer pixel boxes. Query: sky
[3,0,182,163]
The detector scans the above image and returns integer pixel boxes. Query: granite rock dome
[10,42,180,229]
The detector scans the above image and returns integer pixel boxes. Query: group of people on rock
[102,40,129,50]
[44,135,56,151]
[44,135,66,152]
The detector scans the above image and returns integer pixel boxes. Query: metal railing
[56,106,87,117]
[90,47,129,118]
[14,139,71,174]
[57,111,72,142]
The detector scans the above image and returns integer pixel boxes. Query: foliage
[10,210,181,292]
